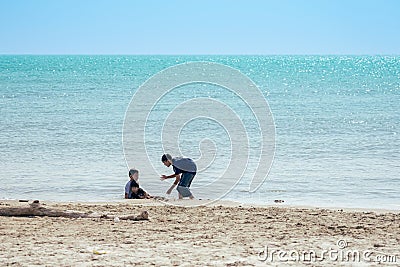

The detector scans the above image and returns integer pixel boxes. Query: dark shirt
[173,165,196,175]
[130,188,147,199]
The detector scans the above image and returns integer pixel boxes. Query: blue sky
[0,0,399,54]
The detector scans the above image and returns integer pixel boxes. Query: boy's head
[131,183,139,194]
[129,169,139,181]
[161,154,172,167]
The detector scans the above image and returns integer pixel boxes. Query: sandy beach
[0,199,399,266]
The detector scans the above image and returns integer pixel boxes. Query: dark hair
[130,180,139,189]
[129,169,138,177]
[161,154,172,162]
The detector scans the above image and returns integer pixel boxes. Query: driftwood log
[0,202,148,221]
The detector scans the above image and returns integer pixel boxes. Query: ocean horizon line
[1,53,399,57]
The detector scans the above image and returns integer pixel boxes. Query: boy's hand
[160,175,167,180]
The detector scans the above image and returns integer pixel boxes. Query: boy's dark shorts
[177,172,195,197]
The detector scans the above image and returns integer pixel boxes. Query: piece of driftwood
[0,202,148,221]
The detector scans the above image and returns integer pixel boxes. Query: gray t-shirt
[172,157,197,174]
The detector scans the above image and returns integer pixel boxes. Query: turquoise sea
[1,55,399,209]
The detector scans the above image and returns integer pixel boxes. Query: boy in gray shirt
[160,154,197,199]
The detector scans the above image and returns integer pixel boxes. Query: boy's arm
[124,182,130,199]
[160,173,179,180]
[166,175,180,195]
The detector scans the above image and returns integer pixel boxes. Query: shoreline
[2,198,399,214]
[1,199,399,266]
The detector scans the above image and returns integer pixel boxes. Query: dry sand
[0,199,399,266]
